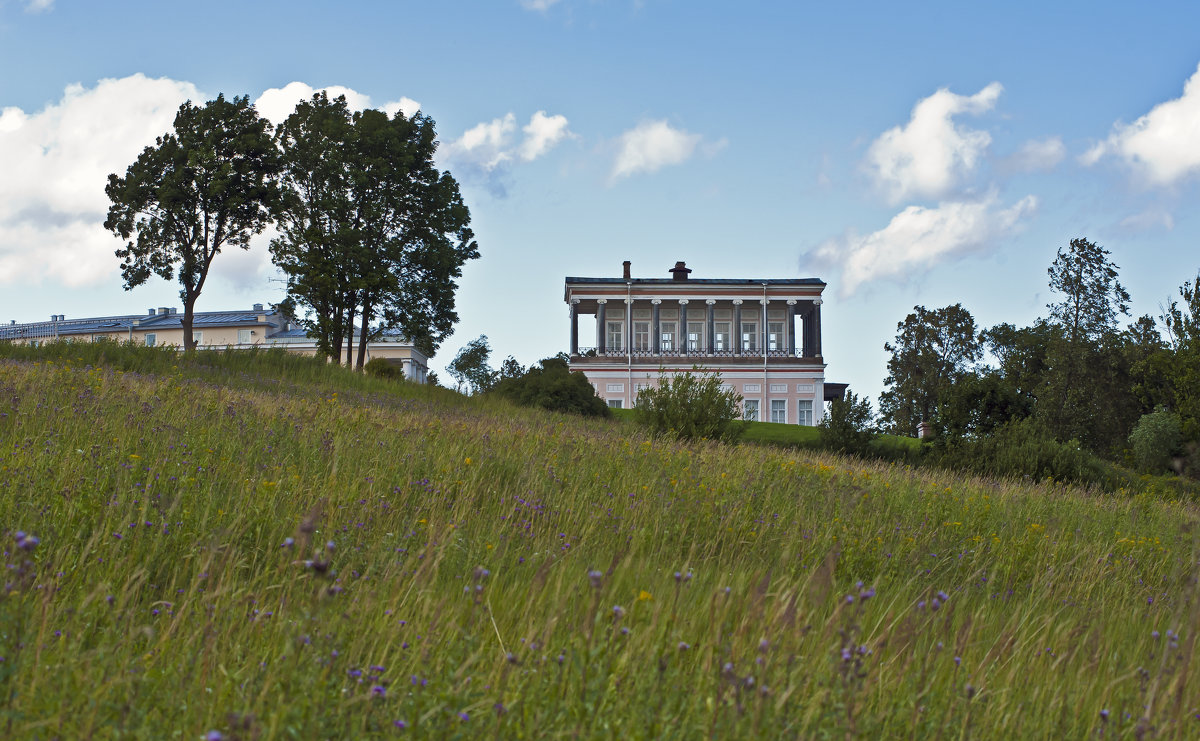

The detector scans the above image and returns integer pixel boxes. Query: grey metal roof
[565,277,826,286]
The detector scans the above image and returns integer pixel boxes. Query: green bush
[490,356,610,417]
[818,391,877,456]
[1128,408,1183,474]
[634,367,742,442]
[363,357,403,380]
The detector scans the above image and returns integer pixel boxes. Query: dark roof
[565,277,826,286]
[139,310,277,329]
[823,382,849,402]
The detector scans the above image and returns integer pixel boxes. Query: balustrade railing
[574,347,804,359]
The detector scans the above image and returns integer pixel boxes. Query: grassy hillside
[2,343,1198,739]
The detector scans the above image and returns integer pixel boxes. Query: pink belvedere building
[565,261,846,424]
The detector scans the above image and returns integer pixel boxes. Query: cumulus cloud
[253,81,420,125]
[442,110,573,195]
[1082,62,1200,186]
[809,193,1037,296]
[1002,136,1065,173]
[0,74,199,287]
[610,119,705,181]
[519,110,572,161]
[864,82,1003,203]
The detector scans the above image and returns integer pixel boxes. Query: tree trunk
[356,299,373,370]
[182,293,197,352]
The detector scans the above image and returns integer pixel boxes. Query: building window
[771,399,787,423]
[714,322,731,351]
[660,321,676,352]
[743,398,760,422]
[743,384,760,393]
[687,321,704,352]
[740,321,758,351]
[607,398,624,409]
[144,333,156,348]
[237,329,252,344]
[606,383,624,393]
[606,322,624,351]
[92,335,106,343]
[770,383,787,393]
[798,400,813,426]
[633,321,651,350]
[797,384,815,393]
[192,331,203,346]
[768,322,784,351]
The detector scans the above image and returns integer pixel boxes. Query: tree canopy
[271,93,478,366]
[879,304,982,436]
[105,94,280,351]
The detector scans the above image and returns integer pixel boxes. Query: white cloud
[0,74,200,288]
[864,82,1003,203]
[1083,62,1200,186]
[810,193,1037,296]
[25,0,53,12]
[519,0,561,10]
[442,111,573,195]
[382,97,421,118]
[1118,207,1174,232]
[253,82,372,125]
[519,110,572,161]
[610,119,704,181]
[445,113,517,172]
[1003,136,1065,173]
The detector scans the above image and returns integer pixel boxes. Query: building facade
[0,304,429,383]
[565,261,845,424]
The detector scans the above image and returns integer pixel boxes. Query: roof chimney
[149,308,156,316]
[158,307,171,316]
[669,261,692,281]
[253,303,263,312]
[622,261,631,280]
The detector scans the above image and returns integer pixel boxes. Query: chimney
[253,303,263,312]
[158,307,171,316]
[622,261,631,280]
[149,308,156,316]
[669,261,692,281]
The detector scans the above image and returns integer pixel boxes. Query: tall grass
[1,343,1198,738]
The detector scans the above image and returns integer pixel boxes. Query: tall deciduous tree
[1041,237,1130,442]
[447,335,496,394]
[105,94,280,351]
[879,304,982,436]
[271,94,478,367]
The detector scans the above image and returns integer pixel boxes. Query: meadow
[1,343,1197,739]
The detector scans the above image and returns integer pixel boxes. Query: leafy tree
[105,94,280,351]
[497,356,526,381]
[1128,408,1183,474]
[1159,274,1200,443]
[272,93,478,367]
[1041,237,1130,441]
[491,356,609,417]
[447,335,495,394]
[939,370,1032,440]
[818,391,877,456]
[634,368,742,442]
[879,304,982,436]
[270,92,356,361]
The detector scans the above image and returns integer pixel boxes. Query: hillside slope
[1,346,1198,738]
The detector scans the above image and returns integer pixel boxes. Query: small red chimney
[669,261,692,281]
[623,260,631,280]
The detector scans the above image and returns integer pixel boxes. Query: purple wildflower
[371,685,386,698]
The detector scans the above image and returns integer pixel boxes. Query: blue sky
[2,0,1199,401]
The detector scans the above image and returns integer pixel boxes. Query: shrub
[634,368,742,442]
[1128,408,1183,474]
[818,391,877,456]
[491,356,610,417]
[363,357,403,380]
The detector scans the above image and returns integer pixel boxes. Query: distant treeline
[872,237,1198,482]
